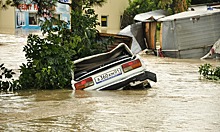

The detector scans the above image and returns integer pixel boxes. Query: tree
[158,0,191,14]
[125,0,158,15]
[1,0,106,29]
[1,0,106,11]
[0,0,113,90]
[121,0,191,28]
[18,22,81,89]
[71,0,106,11]
[121,0,158,28]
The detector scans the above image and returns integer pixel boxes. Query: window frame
[16,12,26,27]
[29,12,39,26]
[101,16,108,27]
[53,14,61,26]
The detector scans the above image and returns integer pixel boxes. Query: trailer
[158,10,220,59]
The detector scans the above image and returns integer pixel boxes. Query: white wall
[92,0,129,34]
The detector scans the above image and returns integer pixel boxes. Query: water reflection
[0,28,220,131]
[72,89,151,98]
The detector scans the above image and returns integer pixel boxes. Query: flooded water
[1,28,220,131]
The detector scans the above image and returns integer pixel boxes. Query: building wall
[92,0,129,34]
[0,0,130,31]
[0,0,15,29]
[0,0,69,29]
[14,2,69,29]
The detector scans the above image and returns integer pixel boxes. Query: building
[92,0,129,34]
[0,0,15,29]
[0,0,129,33]
[0,0,70,30]
[158,9,220,59]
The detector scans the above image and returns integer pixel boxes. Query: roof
[134,10,167,22]
[159,9,220,22]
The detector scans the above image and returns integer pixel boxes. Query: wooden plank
[99,33,133,52]
[160,22,163,49]
[145,23,150,49]
[150,22,157,50]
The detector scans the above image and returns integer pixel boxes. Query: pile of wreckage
[108,3,220,59]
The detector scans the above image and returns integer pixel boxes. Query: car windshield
[74,44,133,77]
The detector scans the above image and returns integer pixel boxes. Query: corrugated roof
[159,10,220,22]
[134,10,167,22]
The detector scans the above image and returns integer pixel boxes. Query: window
[53,14,61,20]
[16,12,26,27]
[120,15,123,29]
[120,15,123,23]
[29,13,39,25]
[101,16,108,27]
[53,14,61,25]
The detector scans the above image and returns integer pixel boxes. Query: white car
[71,43,157,90]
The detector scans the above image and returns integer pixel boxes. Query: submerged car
[71,43,157,90]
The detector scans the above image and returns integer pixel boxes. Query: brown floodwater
[0,28,220,131]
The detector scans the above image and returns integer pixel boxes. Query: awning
[118,22,146,54]
[159,10,220,22]
[134,10,167,22]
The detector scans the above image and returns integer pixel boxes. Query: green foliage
[71,7,110,59]
[18,8,112,90]
[167,8,173,16]
[125,0,158,16]
[206,76,220,81]
[157,22,161,30]
[0,64,20,91]
[1,0,113,90]
[121,0,158,27]
[199,63,220,81]
[18,19,81,90]
[121,0,192,28]
[121,0,191,28]
[214,67,220,78]
[1,0,106,17]
[199,63,211,76]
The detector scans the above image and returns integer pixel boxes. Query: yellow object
[101,18,107,21]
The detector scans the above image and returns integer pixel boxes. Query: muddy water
[0,28,220,131]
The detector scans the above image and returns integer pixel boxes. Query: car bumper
[94,71,157,90]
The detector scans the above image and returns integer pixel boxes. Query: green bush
[19,26,81,90]
[0,63,20,91]
[71,8,110,59]
[1,7,113,91]
[214,67,220,77]
[199,63,220,81]
[18,10,81,90]
[18,8,112,90]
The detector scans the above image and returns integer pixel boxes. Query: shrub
[0,63,20,91]
[1,7,113,90]
[18,8,112,90]
[199,63,220,81]
[70,8,110,59]
[19,25,81,89]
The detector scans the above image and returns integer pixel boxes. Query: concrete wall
[93,0,129,34]
[0,0,15,29]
